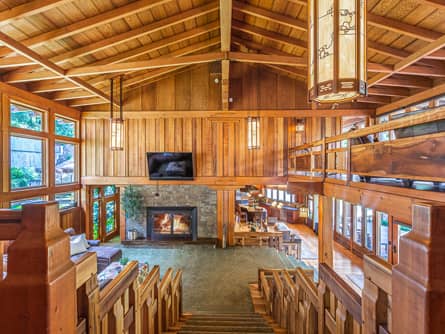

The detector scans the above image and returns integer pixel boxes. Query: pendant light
[110,76,124,150]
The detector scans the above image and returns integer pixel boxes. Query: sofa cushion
[88,246,122,273]
[70,235,88,256]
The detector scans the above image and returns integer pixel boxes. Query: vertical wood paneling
[82,116,288,178]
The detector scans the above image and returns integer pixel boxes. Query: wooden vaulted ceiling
[0,0,445,112]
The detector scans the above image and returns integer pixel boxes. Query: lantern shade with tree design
[308,0,367,103]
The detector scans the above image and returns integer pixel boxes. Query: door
[88,185,120,242]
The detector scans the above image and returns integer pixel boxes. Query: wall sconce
[247,116,260,150]
[295,119,305,133]
[110,77,124,151]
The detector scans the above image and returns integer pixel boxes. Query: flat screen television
[147,152,194,180]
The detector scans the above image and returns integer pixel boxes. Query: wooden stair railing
[0,202,77,333]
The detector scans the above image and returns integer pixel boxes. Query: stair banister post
[392,203,445,333]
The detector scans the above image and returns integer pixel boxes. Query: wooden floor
[286,223,364,293]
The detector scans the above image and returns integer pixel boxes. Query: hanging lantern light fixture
[110,77,124,150]
[308,0,367,103]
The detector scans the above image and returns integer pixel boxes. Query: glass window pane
[272,189,277,200]
[335,199,343,234]
[10,197,44,210]
[10,103,43,131]
[266,188,272,198]
[353,205,363,245]
[10,136,43,189]
[55,192,77,209]
[93,188,100,199]
[106,201,116,234]
[55,117,76,138]
[285,192,292,202]
[344,202,351,239]
[365,208,374,250]
[92,201,100,240]
[55,142,76,184]
[278,190,284,201]
[377,212,389,261]
[104,185,116,196]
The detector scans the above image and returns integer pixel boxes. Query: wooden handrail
[294,268,318,308]
[99,261,139,318]
[319,263,362,323]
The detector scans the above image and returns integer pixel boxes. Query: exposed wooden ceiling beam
[378,75,433,89]
[367,40,410,60]
[233,0,306,32]
[0,0,74,27]
[228,51,306,66]
[368,86,411,97]
[30,80,77,93]
[419,0,445,9]
[220,0,232,52]
[356,96,392,104]
[288,0,443,42]
[0,31,112,106]
[376,81,445,115]
[369,33,445,86]
[220,0,232,110]
[0,0,173,58]
[263,64,307,80]
[367,13,442,42]
[426,48,445,60]
[367,63,394,73]
[232,20,307,50]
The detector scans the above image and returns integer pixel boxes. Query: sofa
[66,228,122,273]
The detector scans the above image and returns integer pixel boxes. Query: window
[335,199,343,234]
[104,185,116,196]
[266,188,272,198]
[10,197,45,209]
[344,202,351,239]
[278,190,285,201]
[10,103,43,131]
[55,142,76,184]
[10,136,44,189]
[272,189,277,200]
[365,208,374,250]
[55,117,76,138]
[55,192,77,209]
[436,95,445,106]
[353,205,363,245]
[106,201,116,234]
[285,192,292,202]
[376,211,390,261]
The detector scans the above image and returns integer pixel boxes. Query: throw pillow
[70,233,90,249]
[70,235,88,256]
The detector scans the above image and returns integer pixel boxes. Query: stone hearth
[124,185,217,240]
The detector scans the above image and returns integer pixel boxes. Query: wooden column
[318,195,334,267]
[216,188,236,248]
[392,203,445,334]
[0,202,77,333]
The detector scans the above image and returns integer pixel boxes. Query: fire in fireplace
[147,206,197,241]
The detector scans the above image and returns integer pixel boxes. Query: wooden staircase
[173,312,276,334]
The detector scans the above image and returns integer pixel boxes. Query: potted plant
[121,186,144,239]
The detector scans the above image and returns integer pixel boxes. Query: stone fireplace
[124,185,217,240]
[147,206,197,241]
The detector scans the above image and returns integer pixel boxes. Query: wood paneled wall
[82,116,287,177]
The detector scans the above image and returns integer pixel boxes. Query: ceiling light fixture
[308,0,367,103]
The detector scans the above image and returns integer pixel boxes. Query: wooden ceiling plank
[399,64,445,77]
[356,96,391,104]
[232,20,307,50]
[93,20,220,66]
[367,40,410,59]
[0,56,35,68]
[369,33,445,86]
[0,0,74,26]
[367,62,394,73]
[0,31,111,105]
[53,90,96,101]
[264,63,307,79]
[27,1,218,66]
[0,0,174,58]
[228,51,306,66]
[232,1,306,32]
[30,80,77,93]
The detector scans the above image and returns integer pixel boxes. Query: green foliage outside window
[55,118,75,137]
[11,167,41,189]
[10,105,42,131]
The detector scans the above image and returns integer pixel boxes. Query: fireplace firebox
[147,206,197,241]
